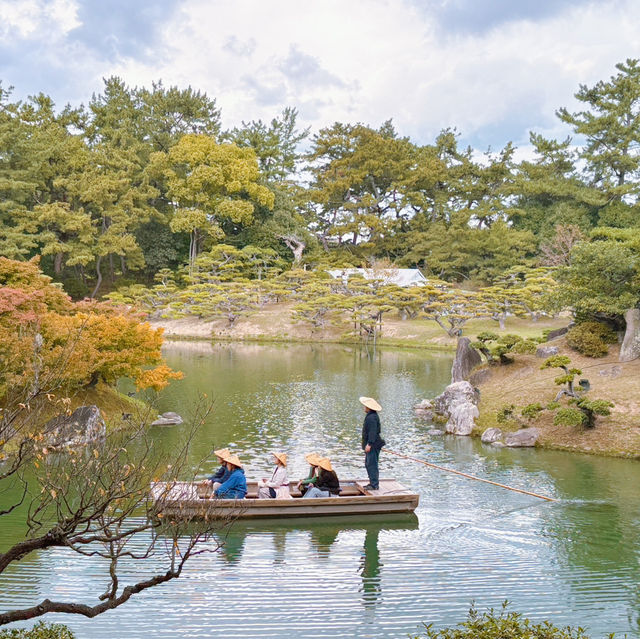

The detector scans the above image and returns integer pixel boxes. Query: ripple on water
[2,344,640,638]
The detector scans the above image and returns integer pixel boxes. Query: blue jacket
[215,468,247,499]
[208,465,230,484]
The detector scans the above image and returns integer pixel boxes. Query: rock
[451,337,483,383]
[619,308,640,362]
[469,368,491,386]
[43,406,106,448]
[414,399,433,410]
[446,402,479,435]
[598,365,622,378]
[536,345,559,358]
[151,411,184,426]
[433,381,480,436]
[481,427,503,444]
[504,427,539,447]
[546,326,570,341]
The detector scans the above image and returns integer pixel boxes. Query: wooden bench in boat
[150,478,419,520]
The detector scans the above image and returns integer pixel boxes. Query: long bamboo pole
[385,449,557,502]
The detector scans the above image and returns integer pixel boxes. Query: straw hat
[214,448,230,460]
[272,452,287,466]
[359,396,382,411]
[224,453,243,469]
[317,457,333,472]
[304,452,321,466]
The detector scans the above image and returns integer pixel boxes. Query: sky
[0,0,639,154]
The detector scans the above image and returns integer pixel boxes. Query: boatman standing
[359,396,384,491]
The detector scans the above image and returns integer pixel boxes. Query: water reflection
[359,527,382,608]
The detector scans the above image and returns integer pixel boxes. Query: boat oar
[385,449,557,502]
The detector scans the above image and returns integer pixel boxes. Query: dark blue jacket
[362,411,384,450]
[208,465,230,484]
[215,468,247,499]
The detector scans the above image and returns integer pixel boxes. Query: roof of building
[326,268,428,287]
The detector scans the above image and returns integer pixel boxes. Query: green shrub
[554,407,587,427]
[498,333,522,348]
[512,339,537,354]
[412,601,591,638]
[521,403,544,420]
[0,622,75,639]
[567,322,617,357]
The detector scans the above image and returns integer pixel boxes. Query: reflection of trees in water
[309,527,340,558]
[359,528,383,609]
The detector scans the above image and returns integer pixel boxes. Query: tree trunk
[53,253,64,275]
[91,257,103,299]
[620,308,640,362]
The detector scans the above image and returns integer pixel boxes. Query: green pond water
[2,341,640,638]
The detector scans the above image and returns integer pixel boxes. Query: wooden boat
[150,478,419,520]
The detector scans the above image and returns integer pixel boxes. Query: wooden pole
[385,449,557,502]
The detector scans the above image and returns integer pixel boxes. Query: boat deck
[151,479,419,520]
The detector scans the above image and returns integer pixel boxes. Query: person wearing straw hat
[214,453,247,499]
[297,452,321,496]
[207,448,231,489]
[257,452,291,499]
[360,396,385,491]
[302,457,340,498]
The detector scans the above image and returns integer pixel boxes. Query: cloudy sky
[1,0,638,152]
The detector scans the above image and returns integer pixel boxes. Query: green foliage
[498,334,523,348]
[0,622,75,639]
[554,407,587,427]
[512,339,537,354]
[496,405,516,424]
[521,403,544,420]
[566,321,618,357]
[412,601,590,639]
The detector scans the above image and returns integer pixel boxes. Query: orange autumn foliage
[0,257,181,402]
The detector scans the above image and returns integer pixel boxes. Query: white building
[326,268,428,287]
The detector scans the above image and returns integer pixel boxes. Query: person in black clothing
[359,396,384,490]
[302,457,341,498]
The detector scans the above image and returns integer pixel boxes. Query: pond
[1,342,640,638]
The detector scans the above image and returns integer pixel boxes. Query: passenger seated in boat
[297,452,321,496]
[302,457,340,498]
[214,454,247,499]
[257,452,291,499]
[207,448,230,489]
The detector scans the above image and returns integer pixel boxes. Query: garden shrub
[512,339,537,354]
[412,601,591,638]
[566,321,617,357]
[0,622,75,639]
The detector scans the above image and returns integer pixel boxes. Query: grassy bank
[473,339,640,458]
[151,303,568,351]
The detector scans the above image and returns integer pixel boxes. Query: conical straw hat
[304,452,321,465]
[224,453,243,469]
[214,448,230,460]
[359,396,382,411]
[272,452,287,466]
[317,457,333,472]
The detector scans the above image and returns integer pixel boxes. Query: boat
[150,478,419,520]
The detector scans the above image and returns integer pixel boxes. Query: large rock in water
[504,427,539,447]
[451,338,482,383]
[433,381,479,436]
[151,411,184,426]
[620,308,640,362]
[43,405,106,448]
[481,427,503,444]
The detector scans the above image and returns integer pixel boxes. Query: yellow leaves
[50,489,57,499]
[93,449,99,459]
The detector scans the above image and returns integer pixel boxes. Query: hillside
[474,340,640,457]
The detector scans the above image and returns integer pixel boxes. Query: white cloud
[3,0,640,150]
[0,0,79,39]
